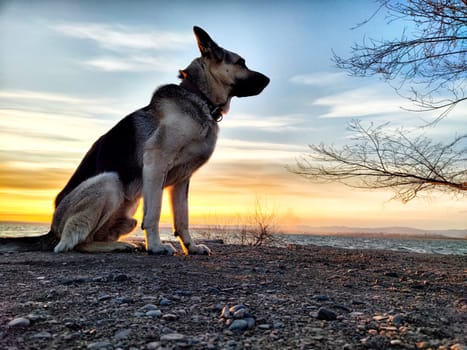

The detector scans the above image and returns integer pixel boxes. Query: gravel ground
[0,242,466,350]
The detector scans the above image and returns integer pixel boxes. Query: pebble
[8,317,30,327]
[229,319,249,331]
[258,324,271,330]
[114,328,131,340]
[30,331,52,339]
[139,304,158,312]
[146,341,161,350]
[98,294,111,302]
[313,294,330,302]
[221,305,231,318]
[229,304,248,314]
[159,298,171,306]
[87,341,113,349]
[146,310,162,318]
[162,313,178,321]
[273,321,285,329]
[317,308,337,321]
[451,345,467,350]
[160,333,186,341]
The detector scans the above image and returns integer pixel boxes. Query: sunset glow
[1,1,465,231]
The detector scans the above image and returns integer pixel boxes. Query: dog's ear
[193,26,223,61]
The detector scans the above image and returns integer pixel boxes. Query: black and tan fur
[0,26,269,255]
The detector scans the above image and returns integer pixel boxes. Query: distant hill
[289,226,467,239]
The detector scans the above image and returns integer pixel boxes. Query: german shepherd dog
[1,26,269,255]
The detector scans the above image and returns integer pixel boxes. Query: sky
[0,0,466,230]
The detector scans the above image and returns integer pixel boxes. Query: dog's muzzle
[232,72,270,98]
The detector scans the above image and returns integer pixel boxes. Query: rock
[313,294,330,302]
[139,304,158,312]
[98,294,111,302]
[114,328,131,340]
[273,321,285,329]
[30,331,52,339]
[390,314,404,326]
[162,313,178,321]
[87,341,113,349]
[451,344,467,350]
[220,305,231,318]
[146,341,161,350]
[8,317,30,327]
[233,308,248,319]
[160,333,186,341]
[258,324,271,330]
[229,319,249,332]
[244,317,256,329]
[229,304,248,313]
[114,296,133,304]
[159,298,171,306]
[146,310,162,318]
[317,308,337,321]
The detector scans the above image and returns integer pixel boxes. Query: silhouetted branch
[290,120,467,203]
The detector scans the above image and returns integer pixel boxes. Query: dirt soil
[0,242,466,350]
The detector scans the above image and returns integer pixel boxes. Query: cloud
[290,72,348,87]
[83,55,177,72]
[49,22,192,73]
[223,113,308,132]
[214,138,306,162]
[312,85,409,119]
[51,22,192,51]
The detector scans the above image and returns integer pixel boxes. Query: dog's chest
[165,118,218,185]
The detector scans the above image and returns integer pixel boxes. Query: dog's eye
[236,58,246,67]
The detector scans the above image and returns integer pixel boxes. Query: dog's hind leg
[169,180,211,255]
[53,173,125,253]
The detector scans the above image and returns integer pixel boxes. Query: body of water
[1,222,465,256]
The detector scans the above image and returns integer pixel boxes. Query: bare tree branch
[333,0,467,119]
[290,120,467,203]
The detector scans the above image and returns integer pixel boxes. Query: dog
[0,26,269,255]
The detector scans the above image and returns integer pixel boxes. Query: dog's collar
[180,79,224,122]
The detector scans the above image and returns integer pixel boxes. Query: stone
[229,319,249,332]
[159,298,171,306]
[220,305,231,318]
[139,304,158,312]
[317,308,337,321]
[8,317,30,327]
[160,333,186,341]
[146,342,161,350]
[313,295,330,302]
[87,341,113,349]
[114,328,131,340]
[273,321,285,329]
[98,294,111,302]
[146,310,162,318]
[244,317,256,329]
[162,313,178,321]
[30,331,52,339]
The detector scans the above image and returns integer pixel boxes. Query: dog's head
[180,26,270,114]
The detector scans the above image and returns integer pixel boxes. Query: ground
[0,243,466,350]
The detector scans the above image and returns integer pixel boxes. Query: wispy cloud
[51,22,191,51]
[50,22,192,73]
[83,55,177,72]
[312,85,408,119]
[290,72,348,87]
[224,113,308,132]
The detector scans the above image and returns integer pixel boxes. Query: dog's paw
[147,243,177,255]
[189,243,211,255]
[54,242,72,253]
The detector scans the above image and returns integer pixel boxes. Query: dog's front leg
[142,151,177,255]
[169,180,211,255]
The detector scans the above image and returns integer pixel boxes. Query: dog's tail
[0,230,58,252]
